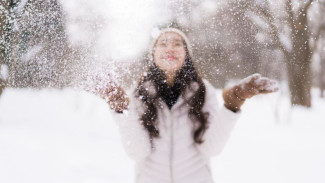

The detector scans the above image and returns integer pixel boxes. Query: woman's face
[153,32,186,73]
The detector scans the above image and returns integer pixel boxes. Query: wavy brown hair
[135,47,209,144]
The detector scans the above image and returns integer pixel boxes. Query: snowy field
[0,87,324,183]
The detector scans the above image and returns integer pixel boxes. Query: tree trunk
[285,3,312,107]
[0,1,9,96]
[320,47,325,98]
[2,1,20,88]
[286,56,312,107]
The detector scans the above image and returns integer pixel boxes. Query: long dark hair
[135,47,209,144]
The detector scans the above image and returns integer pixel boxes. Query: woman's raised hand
[233,73,279,99]
[99,82,129,113]
[223,73,279,112]
[88,74,129,113]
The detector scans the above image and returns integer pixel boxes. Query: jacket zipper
[170,111,174,183]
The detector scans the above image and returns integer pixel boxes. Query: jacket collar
[141,80,199,111]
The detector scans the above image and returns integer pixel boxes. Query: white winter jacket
[112,80,240,183]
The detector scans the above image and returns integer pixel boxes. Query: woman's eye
[159,43,167,47]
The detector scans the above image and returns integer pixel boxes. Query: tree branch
[303,0,315,11]
[311,24,325,53]
[250,3,290,57]
[285,0,296,30]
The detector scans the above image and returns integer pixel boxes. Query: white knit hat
[149,28,193,60]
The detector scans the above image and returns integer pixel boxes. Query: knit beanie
[149,28,193,60]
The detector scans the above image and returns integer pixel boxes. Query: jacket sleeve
[110,93,151,162]
[196,80,241,158]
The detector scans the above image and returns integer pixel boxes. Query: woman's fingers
[236,73,279,99]
[239,73,261,89]
[235,74,260,99]
[86,73,129,112]
[254,77,279,93]
[110,96,129,113]
[249,73,262,83]
[106,86,129,112]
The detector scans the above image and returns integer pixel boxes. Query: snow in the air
[1,0,325,182]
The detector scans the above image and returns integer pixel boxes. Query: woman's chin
[163,65,179,72]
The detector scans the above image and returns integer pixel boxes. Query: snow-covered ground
[0,87,324,183]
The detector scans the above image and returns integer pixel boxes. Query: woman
[98,28,278,183]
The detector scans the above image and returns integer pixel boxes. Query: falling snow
[1,0,325,182]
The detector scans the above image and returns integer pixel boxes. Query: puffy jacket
[112,80,240,183]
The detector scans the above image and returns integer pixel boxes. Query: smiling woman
[94,28,279,183]
[153,31,186,80]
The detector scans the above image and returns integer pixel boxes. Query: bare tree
[248,0,324,107]
[0,0,12,95]
[3,0,79,88]
[182,1,264,87]
[1,0,26,89]
[0,1,7,95]
[317,2,325,98]
[320,37,325,98]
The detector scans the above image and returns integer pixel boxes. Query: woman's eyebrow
[159,39,183,43]
[174,39,183,42]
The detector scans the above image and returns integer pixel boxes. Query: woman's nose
[166,44,176,52]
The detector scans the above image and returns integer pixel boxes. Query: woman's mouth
[166,55,177,60]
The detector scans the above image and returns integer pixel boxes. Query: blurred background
[0,0,325,183]
[1,0,325,107]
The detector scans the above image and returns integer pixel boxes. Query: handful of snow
[231,73,279,100]
[239,73,279,92]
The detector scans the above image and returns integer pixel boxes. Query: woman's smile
[165,55,177,61]
[153,32,186,74]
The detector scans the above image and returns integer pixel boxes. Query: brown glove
[99,82,129,113]
[89,74,129,113]
[223,74,279,112]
